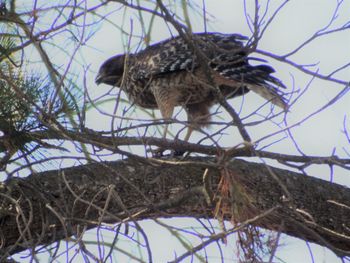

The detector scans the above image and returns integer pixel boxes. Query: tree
[0,0,349,262]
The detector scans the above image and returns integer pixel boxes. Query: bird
[96,32,288,148]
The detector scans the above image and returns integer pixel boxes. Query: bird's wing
[131,33,248,80]
[212,60,288,109]
[129,32,288,109]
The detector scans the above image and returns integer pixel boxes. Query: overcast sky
[88,0,350,180]
[10,0,350,262]
[83,1,350,262]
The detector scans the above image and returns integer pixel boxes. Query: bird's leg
[185,103,211,139]
[160,106,174,140]
[180,103,211,155]
[149,87,178,156]
[150,105,174,157]
[183,125,194,143]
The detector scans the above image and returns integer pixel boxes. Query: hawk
[96,32,287,143]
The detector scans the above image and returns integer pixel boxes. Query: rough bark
[0,156,349,259]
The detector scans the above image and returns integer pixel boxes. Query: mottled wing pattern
[96,32,289,147]
[212,59,286,97]
[219,61,287,108]
[132,33,248,79]
[128,32,287,109]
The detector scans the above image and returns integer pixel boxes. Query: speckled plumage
[96,32,288,140]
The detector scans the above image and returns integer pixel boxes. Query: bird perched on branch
[96,32,288,146]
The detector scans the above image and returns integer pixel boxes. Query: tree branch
[0,157,349,259]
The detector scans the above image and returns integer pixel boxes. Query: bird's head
[95,54,126,86]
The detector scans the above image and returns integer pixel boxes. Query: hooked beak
[95,73,122,86]
[95,73,104,85]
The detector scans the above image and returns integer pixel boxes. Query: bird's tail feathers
[247,82,288,111]
[238,64,288,110]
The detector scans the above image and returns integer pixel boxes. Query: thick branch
[0,157,349,259]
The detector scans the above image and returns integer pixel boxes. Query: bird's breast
[121,68,247,109]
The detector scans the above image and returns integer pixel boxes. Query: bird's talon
[172,150,186,157]
[148,147,166,157]
[148,147,186,157]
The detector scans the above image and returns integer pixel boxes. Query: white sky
[9,0,350,262]
[87,1,350,262]
[87,0,350,181]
